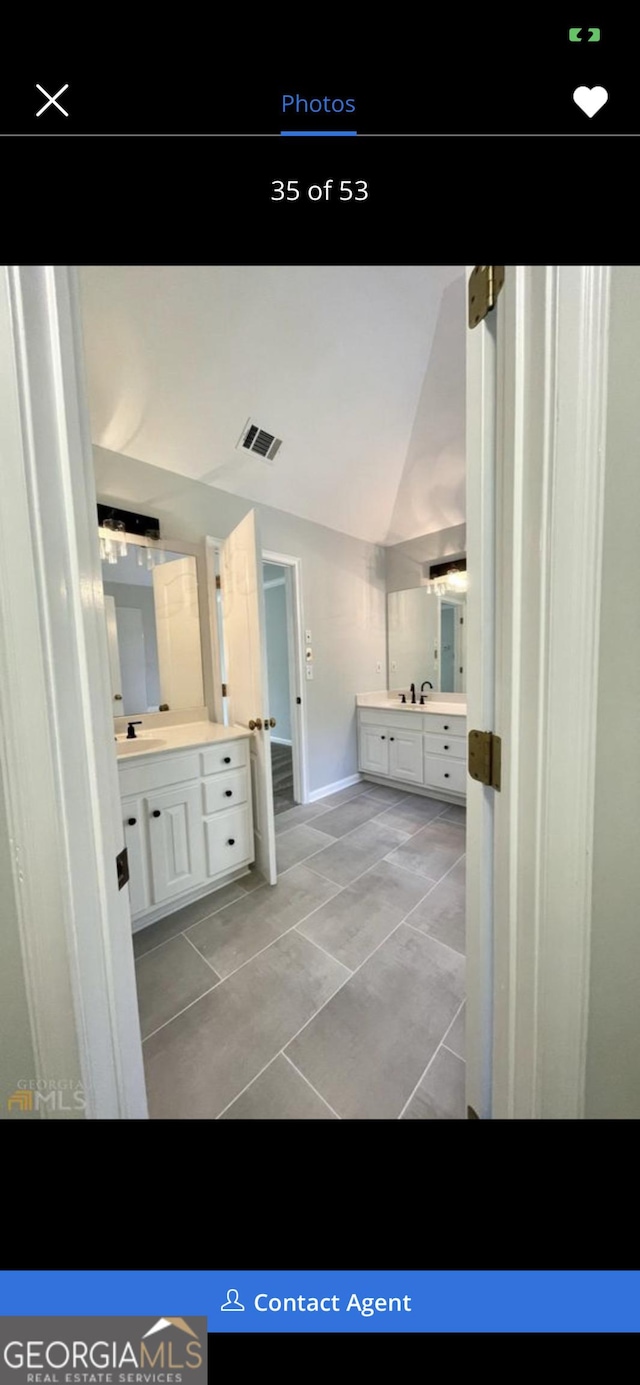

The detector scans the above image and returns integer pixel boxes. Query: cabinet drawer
[200,739,248,776]
[204,804,252,877]
[202,768,248,814]
[424,754,467,796]
[423,714,466,738]
[118,750,200,796]
[424,731,466,760]
[359,707,425,731]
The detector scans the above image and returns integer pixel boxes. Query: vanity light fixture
[426,557,467,596]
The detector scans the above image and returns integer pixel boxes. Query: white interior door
[153,556,205,710]
[221,511,277,885]
[115,605,148,715]
[104,594,124,714]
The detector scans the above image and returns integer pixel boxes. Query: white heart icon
[573,86,608,117]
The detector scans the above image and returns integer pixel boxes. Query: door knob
[249,718,263,730]
[269,717,276,728]
[114,693,123,701]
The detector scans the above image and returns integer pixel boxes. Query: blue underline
[280,130,357,136]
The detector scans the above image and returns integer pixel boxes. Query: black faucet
[419,680,433,706]
[410,683,416,704]
[126,721,143,740]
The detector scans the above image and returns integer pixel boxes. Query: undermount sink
[116,737,166,755]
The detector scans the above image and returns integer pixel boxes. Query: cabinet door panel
[359,725,390,775]
[388,729,424,784]
[122,794,149,917]
[146,783,206,905]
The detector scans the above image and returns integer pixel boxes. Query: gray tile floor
[135,780,466,1120]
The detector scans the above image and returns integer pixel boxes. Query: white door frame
[468,265,610,1120]
[262,549,309,805]
[0,265,148,1119]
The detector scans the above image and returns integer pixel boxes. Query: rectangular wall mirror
[101,539,206,716]
[387,580,466,694]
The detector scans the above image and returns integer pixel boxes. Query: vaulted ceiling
[79,265,465,546]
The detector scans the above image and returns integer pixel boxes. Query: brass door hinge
[215,574,221,589]
[468,265,505,328]
[468,729,502,791]
[222,682,228,697]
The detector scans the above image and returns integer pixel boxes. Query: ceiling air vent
[237,418,283,463]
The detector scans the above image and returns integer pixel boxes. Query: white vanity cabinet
[118,734,254,929]
[357,707,467,802]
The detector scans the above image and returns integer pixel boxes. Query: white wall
[585,267,640,1118]
[385,275,466,545]
[264,572,292,742]
[94,446,387,794]
[0,776,38,1119]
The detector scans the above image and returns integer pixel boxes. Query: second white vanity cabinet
[118,730,253,928]
[357,705,467,802]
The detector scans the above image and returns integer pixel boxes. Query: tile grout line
[142,981,221,1043]
[395,998,467,1120]
[293,928,355,975]
[144,838,465,1034]
[181,930,223,978]
[281,1053,343,1120]
[442,1042,465,1063]
[274,788,459,847]
[403,919,465,961]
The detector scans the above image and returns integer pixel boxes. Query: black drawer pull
[152,809,161,818]
[225,789,233,797]
[381,735,386,740]
[444,773,450,779]
[444,744,450,750]
[227,838,235,846]
[223,756,231,764]
[390,736,395,741]
[444,724,449,730]
[127,817,137,826]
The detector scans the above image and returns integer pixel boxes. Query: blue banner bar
[1,1272,640,1332]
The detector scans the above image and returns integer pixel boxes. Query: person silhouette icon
[221,1289,245,1312]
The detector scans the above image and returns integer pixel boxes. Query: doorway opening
[263,561,295,813]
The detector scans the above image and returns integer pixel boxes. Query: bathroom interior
[81,264,467,1120]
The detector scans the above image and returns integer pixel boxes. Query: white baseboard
[307,772,362,803]
[271,736,293,747]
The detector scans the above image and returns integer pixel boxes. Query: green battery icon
[569,27,600,41]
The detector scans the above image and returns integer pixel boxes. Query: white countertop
[115,720,250,761]
[356,694,467,717]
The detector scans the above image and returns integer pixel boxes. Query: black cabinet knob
[127,817,137,826]
[381,735,386,740]
[223,756,231,764]
[444,744,450,750]
[390,737,395,741]
[444,773,450,779]
[227,838,235,846]
[152,809,161,818]
[225,789,233,797]
[444,724,449,730]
